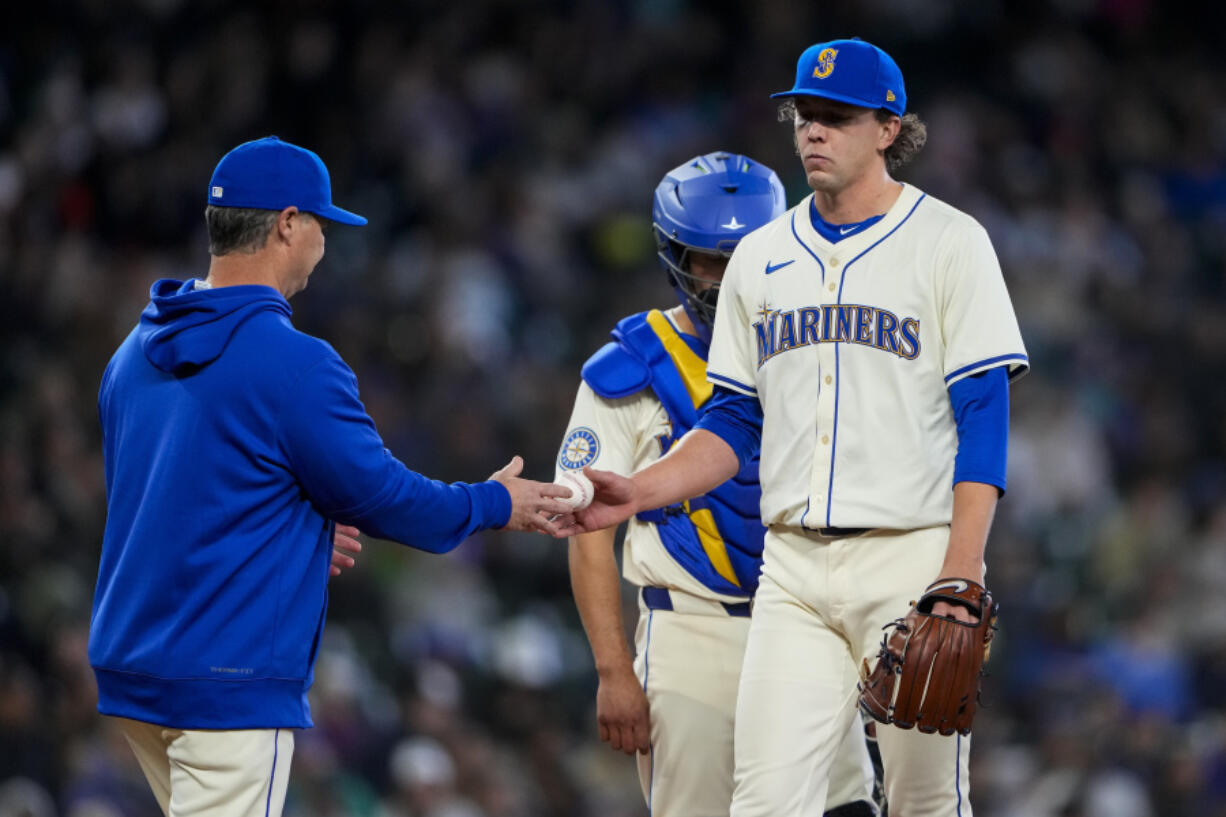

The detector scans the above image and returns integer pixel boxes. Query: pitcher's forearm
[630,429,739,512]
[940,481,998,580]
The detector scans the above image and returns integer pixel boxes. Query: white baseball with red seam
[557,469,594,511]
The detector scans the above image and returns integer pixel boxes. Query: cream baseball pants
[635,586,876,817]
[115,717,294,817]
[730,525,976,817]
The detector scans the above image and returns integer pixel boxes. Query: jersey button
[827,282,836,292]
[824,375,833,385]
[821,434,830,445]
[830,258,840,267]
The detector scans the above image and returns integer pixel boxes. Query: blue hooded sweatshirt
[91,279,511,729]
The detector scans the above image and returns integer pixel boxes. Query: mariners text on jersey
[754,303,921,367]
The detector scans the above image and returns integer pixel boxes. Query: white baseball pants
[635,587,876,816]
[730,526,975,817]
[115,717,294,817]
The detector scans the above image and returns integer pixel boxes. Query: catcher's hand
[858,578,998,736]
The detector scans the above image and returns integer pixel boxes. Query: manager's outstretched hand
[554,467,638,537]
[491,456,576,535]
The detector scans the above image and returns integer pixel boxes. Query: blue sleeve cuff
[694,387,763,470]
[469,480,512,530]
[949,367,1009,492]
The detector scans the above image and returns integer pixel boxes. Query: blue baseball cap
[207,136,367,225]
[772,38,906,116]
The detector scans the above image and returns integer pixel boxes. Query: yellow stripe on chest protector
[645,310,713,408]
[643,311,739,589]
[684,503,741,588]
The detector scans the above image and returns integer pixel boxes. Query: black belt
[642,586,752,618]
[816,526,872,537]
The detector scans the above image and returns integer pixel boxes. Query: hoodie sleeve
[277,351,511,552]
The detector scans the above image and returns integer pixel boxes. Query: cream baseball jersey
[558,380,750,604]
[707,183,1028,530]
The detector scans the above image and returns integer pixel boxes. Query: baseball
[557,469,594,511]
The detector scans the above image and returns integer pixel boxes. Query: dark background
[2,1,1225,815]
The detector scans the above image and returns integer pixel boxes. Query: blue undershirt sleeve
[694,386,764,470]
[279,352,511,552]
[948,366,1010,493]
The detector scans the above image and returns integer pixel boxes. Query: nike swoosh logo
[839,226,857,235]
[765,260,795,275]
[926,580,969,595]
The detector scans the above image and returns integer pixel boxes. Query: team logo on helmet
[813,47,838,79]
[559,427,600,470]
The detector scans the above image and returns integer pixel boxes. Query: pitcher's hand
[554,467,638,537]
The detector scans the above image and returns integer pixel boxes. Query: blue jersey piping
[823,193,927,527]
[945,353,1030,384]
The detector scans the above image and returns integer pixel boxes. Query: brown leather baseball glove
[858,578,998,736]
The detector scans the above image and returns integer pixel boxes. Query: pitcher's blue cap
[772,38,906,116]
[207,136,367,225]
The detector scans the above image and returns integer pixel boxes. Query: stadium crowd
[2,1,1225,815]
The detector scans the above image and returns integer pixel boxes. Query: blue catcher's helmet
[652,152,786,342]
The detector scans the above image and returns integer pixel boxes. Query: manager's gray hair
[205,206,280,256]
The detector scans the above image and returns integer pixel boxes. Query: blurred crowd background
[2,0,1225,815]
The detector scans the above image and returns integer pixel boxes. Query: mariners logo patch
[813,47,838,79]
[559,427,600,470]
